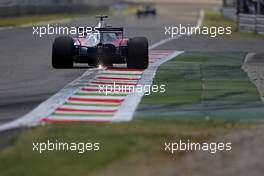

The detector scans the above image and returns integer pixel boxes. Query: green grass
[136,52,264,120]
[203,10,264,39]
[140,52,258,104]
[0,10,106,27]
[0,120,249,176]
[203,10,236,30]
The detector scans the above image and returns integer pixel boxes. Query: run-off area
[136,52,264,120]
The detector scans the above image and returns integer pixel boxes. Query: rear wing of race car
[97,27,124,32]
[97,27,124,38]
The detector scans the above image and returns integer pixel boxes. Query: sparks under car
[52,15,149,69]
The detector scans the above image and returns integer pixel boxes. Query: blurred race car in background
[52,15,149,69]
[137,3,157,18]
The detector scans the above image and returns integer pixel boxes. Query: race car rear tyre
[127,37,148,69]
[52,36,74,68]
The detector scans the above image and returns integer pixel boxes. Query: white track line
[149,10,204,49]
[0,10,204,131]
[58,105,118,110]
[44,116,112,122]
[65,100,120,106]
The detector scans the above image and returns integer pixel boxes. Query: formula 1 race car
[137,3,157,18]
[52,15,149,69]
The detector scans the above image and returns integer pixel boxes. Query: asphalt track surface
[0,3,200,126]
[1,3,264,145]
